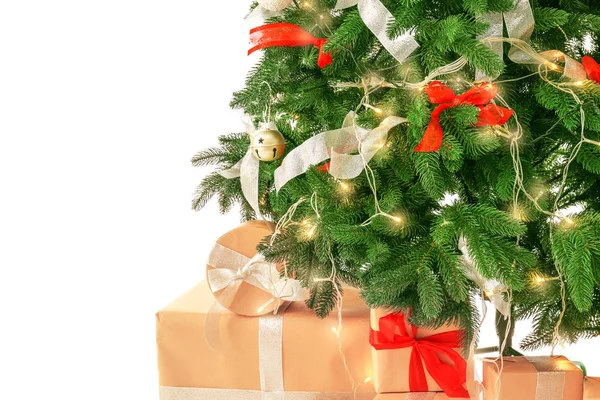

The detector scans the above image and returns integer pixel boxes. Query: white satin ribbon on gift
[274,112,407,192]
[477,0,586,81]
[205,243,306,397]
[219,118,277,219]
[334,0,419,64]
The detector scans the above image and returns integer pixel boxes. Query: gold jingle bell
[250,123,286,161]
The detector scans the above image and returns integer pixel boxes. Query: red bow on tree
[582,56,600,83]
[249,23,332,69]
[370,312,469,398]
[415,81,514,152]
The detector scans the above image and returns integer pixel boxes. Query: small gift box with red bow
[482,356,583,400]
[370,309,469,398]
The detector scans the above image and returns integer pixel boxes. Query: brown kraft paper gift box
[156,280,376,399]
[370,308,468,396]
[482,355,584,400]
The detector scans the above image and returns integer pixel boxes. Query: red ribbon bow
[248,23,332,69]
[415,81,514,152]
[370,312,469,398]
[582,56,600,84]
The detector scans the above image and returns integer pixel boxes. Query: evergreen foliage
[193,0,600,349]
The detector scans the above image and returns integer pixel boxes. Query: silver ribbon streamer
[219,117,275,218]
[525,356,566,400]
[477,0,534,80]
[334,0,419,64]
[159,386,376,400]
[274,112,407,191]
[478,0,586,81]
[458,235,510,318]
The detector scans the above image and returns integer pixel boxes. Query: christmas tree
[192,0,600,352]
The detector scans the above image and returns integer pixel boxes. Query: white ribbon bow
[334,0,419,64]
[458,235,510,318]
[207,242,307,313]
[478,0,586,81]
[219,117,274,218]
[274,112,407,192]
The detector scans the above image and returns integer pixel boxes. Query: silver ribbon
[458,235,510,317]
[205,242,306,352]
[404,394,437,400]
[477,0,534,80]
[207,242,306,313]
[525,356,567,400]
[478,0,586,81]
[259,315,285,397]
[334,0,419,64]
[247,0,291,22]
[219,117,275,218]
[274,112,407,192]
[159,386,376,400]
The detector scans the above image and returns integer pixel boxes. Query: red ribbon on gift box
[370,312,469,398]
[414,81,514,152]
[249,22,332,69]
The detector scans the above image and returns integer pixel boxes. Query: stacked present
[156,221,592,399]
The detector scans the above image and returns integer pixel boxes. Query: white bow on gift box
[207,242,306,315]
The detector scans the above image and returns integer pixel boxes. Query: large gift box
[370,309,468,397]
[586,377,600,400]
[156,280,376,399]
[482,356,584,400]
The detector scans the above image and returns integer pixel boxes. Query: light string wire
[260,5,597,384]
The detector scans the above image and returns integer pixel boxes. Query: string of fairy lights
[260,1,600,360]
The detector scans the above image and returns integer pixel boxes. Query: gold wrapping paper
[206,220,280,316]
[586,377,600,400]
[156,280,376,396]
[482,356,583,400]
[370,309,466,394]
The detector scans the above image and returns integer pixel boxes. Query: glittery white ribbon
[477,0,534,80]
[477,0,586,81]
[207,242,306,313]
[525,356,567,400]
[459,235,510,318]
[274,112,407,191]
[334,0,419,64]
[219,117,276,218]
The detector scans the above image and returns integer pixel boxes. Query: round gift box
[206,220,281,316]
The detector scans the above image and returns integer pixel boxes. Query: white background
[0,2,598,399]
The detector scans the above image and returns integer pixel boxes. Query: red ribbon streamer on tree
[415,81,514,152]
[582,56,600,83]
[248,22,332,69]
[370,312,469,398]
